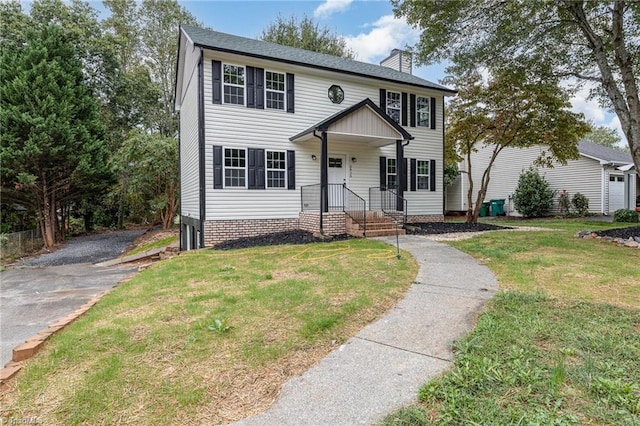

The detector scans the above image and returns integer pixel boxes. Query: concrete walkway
[234,235,498,426]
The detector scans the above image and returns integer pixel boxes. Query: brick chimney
[380,49,413,75]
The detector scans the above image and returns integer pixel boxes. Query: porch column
[320,131,328,233]
[396,139,404,211]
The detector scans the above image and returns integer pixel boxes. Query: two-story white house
[175,25,455,249]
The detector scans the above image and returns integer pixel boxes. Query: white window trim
[416,159,430,190]
[416,96,430,128]
[222,63,246,106]
[223,147,247,189]
[265,70,286,111]
[387,158,397,188]
[386,91,401,123]
[266,149,287,189]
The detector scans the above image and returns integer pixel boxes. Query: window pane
[417,96,430,127]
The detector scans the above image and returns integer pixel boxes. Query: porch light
[351,157,357,163]
[312,154,317,161]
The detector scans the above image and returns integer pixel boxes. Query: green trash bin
[490,199,506,216]
[480,202,490,217]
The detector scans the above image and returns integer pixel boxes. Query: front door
[328,154,346,209]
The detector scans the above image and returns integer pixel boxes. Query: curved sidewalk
[234,235,498,426]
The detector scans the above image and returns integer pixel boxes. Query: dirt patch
[592,226,640,240]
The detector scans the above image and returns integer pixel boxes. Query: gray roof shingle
[578,140,632,164]
[182,25,456,94]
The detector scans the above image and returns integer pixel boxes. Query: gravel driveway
[21,229,147,267]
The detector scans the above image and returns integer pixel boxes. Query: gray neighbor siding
[455,145,603,215]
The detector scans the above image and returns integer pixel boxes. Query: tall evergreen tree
[0,25,108,246]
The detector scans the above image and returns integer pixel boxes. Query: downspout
[197,49,206,247]
[601,167,606,214]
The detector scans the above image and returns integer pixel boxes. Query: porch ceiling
[290,98,413,147]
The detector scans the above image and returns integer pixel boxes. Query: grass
[125,235,179,256]
[0,239,417,425]
[383,219,640,425]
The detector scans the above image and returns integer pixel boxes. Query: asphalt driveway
[1,229,145,366]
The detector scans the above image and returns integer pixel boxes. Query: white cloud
[570,85,605,123]
[314,0,353,19]
[343,15,420,63]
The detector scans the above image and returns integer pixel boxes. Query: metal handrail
[368,186,408,225]
[343,185,367,236]
[300,183,367,235]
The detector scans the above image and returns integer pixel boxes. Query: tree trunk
[564,0,640,172]
[41,175,56,248]
[465,153,475,223]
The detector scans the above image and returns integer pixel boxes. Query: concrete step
[365,229,406,237]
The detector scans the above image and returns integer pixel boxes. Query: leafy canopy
[261,15,356,59]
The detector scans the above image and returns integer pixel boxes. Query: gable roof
[181,25,456,94]
[290,98,413,146]
[578,140,632,164]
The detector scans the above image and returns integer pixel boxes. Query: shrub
[558,189,570,215]
[513,167,555,217]
[571,193,590,216]
[613,209,639,223]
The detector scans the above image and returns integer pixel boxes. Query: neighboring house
[446,140,639,216]
[175,25,455,249]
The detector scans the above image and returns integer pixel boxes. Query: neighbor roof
[181,25,456,94]
[578,140,632,164]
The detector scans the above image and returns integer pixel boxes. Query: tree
[585,125,625,150]
[392,0,640,182]
[260,14,356,59]
[113,132,179,229]
[445,68,590,223]
[0,25,108,246]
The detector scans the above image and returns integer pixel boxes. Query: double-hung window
[266,150,286,188]
[416,160,430,190]
[223,64,245,105]
[386,91,401,123]
[416,96,430,127]
[387,158,397,188]
[265,71,285,110]
[224,148,246,187]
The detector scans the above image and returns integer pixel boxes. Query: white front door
[328,154,346,209]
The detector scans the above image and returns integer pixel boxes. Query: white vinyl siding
[178,47,201,218]
[202,50,445,220]
[461,145,604,215]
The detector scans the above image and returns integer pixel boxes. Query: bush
[571,193,590,216]
[613,209,639,223]
[557,189,570,215]
[513,167,555,217]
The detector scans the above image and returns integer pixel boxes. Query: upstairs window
[387,158,397,188]
[266,150,286,188]
[265,71,285,110]
[224,148,246,187]
[417,96,430,127]
[223,64,245,105]
[416,160,430,190]
[386,91,401,123]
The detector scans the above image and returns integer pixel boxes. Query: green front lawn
[383,219,640,425]
[1,239,417,425]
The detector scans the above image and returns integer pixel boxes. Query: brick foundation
[298,211,346,235]
[406,214,444,223]
[204,218,299,246]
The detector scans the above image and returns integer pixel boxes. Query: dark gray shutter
[410,158,417,191]
[401,92,408,126]
[379,89,386,110]
[286,73,295,113]
[287,150,295,189]
[430,159,436,191]
[248,148,265,189]
[402,158,408,191]
[379,156,387,188]
[212,60,222,104]
[430,97,436,129]
[256,68,264,109]
[213,145,223,188]
[246,66,255,108]
[410,94,416,127]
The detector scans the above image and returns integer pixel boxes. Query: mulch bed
[214,230,353,250]
[591,226,640,240]
[405,222,512,235]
